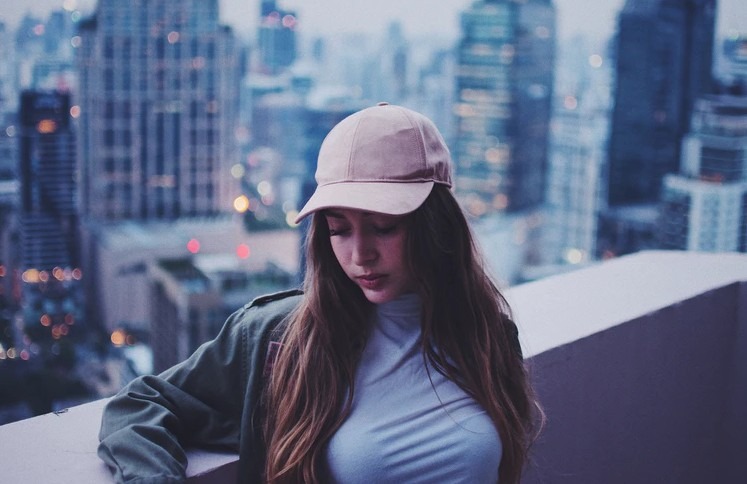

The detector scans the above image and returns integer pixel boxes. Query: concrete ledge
[0,399,238,483]
[508,250,747,357]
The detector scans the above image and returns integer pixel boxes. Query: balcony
[1,251,745,483]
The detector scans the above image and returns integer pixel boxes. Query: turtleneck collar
[373,293,422,345]
[375,292,421,319]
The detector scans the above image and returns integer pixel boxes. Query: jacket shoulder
[237,289,304,337]
[244,288,304,310]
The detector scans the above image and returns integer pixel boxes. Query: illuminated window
[36,119,57,134]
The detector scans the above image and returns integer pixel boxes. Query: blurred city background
[0,0,745,425]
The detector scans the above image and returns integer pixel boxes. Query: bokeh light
[236,243,250,259]
[563,95,578,110]
[111,330,126,346]
[230,164,245,179]
[233,195,250,213]
[286,211,299,227]
[187,238,201,254]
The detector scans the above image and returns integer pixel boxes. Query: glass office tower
[76,0,239,222]
[454,0,555,218]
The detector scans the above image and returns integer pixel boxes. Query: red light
[236,244,250,259]
[282,15,296,29]
[187,238,200,254]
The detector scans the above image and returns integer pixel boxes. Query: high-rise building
[598,0,717,259]
[42,10,74,57]
[75,0,240,222]
[257,0,297,74]
[91,218,299,342]
[416,47,456,145]
[14,15,46,90]
[0,22,15,112]
[14,14,45,57]
[251,91,305,178]
[18,90,77,271]
[659,95,747,252]
[0,111,18,280]
[360,22,409,105]
[544,39,612,268]
[149,253,295,372]
[453,0,555,218]
[16,90,85,349]
[722,35,747,84]
[606,0,716,207]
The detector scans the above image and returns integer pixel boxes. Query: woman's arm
[98,305,253,483]
[98,292,287,483]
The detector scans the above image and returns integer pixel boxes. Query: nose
[351,233,378,266]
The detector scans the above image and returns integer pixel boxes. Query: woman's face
[324,208,416,304]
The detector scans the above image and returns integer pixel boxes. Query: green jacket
[98,289,303,484]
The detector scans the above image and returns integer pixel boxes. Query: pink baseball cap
[295,102,453,223]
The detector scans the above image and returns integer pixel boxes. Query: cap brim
[295,181,434,223]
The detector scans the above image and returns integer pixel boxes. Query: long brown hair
[264,185,540,483]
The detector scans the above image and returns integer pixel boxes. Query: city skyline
[0,0,744,431]
[1,0,745,43]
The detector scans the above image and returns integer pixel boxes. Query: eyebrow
[323,211,347,219]
[324,210,376,219]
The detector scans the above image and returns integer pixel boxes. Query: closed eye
[328,226,350,237]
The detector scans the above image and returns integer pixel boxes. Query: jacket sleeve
[98,305,258,484]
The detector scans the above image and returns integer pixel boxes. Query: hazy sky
[1,0,745,43]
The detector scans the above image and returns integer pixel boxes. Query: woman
[99,103,540,484]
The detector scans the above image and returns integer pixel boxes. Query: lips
[356,274,385,289]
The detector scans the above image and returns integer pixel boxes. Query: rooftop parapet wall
[511,251,747,482]
[522,286,746,482]
[1,251,746,483]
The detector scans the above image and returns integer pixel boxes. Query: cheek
[329,239,349,267]
[387,233,409,265]
[386,236,416,291]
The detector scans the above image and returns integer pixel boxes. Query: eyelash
[328,228,347,237]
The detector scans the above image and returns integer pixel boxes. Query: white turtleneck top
[325,293,501,483]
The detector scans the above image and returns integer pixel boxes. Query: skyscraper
[149,250,295,373]
[454,0,555,218]
[360,22,409,105]
[722,35,747,84]
[257,0,297,74]
[597,0,717,258]
[16,88,89,368]
[0,22,15,112]
[606,0,717,207]
[18,90,77,271]
[76,0,239,222]
[544,40,612,267]
[659,95,747,252]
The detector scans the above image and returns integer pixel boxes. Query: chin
[363,295,390,305]
[361,290,396,305]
